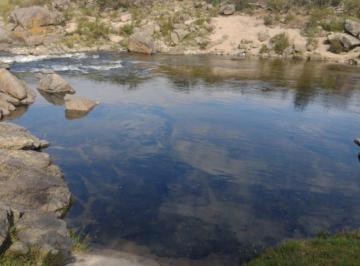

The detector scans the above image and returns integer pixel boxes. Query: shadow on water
[10,54,360,265]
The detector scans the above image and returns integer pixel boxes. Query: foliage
[0,248,63,266]
[270,33,290,54]
[76,18,110,43]
[121,23,134,36]
[247,230,360,266]
[69,230,89,252]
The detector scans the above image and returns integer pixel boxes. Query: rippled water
[8,53,360,265]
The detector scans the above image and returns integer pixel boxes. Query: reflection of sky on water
[12,55,360,265]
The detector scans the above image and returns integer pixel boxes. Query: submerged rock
[354,138,360,147]
[38,73,76,94]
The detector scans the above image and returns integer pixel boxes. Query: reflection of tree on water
[159,58,359,112]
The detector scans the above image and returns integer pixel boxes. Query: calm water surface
[5,53,360,265]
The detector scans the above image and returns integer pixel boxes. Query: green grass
[69,230,89,252]
[247,230,360,266]
[0,248,63,266]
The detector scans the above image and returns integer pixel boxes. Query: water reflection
[12,55,360,265]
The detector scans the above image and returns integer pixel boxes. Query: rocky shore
[0,0,359,65]
[0,63,98,264]
[0,122,73,265]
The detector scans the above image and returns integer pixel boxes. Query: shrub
[267,0,289,12]
[344,0,360,18]
[270,33,290,54]
[259,44,270,54]
[77,18,110,43]
[264,15,274,26]
[121,24,134,36]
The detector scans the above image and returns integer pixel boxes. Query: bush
[121,23,134,36]
[267,0,289,12]
[264,15,274,26]
[344,0,360,18]
[77,18,110,43]
[270,33,290,54]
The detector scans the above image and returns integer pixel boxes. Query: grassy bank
[247,230,360,266]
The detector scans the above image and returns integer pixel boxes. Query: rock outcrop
[0,123,72,263]
[64,94,98,119]
[38,73,76,94]
[128,32,155,54]
[345,19,360,39]
[9,6,64,29]
[327,32,360,51]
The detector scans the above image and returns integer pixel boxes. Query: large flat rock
[0,123,49,150]
[0,149,71,217]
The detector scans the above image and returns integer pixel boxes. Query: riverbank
[0,0,360,65]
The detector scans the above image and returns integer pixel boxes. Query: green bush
[344,0,360,18]
[121,24,134,36]
[77,18,110,43]
[270,33,290,54]
[267,0,289,12]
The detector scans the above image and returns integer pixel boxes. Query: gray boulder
[345,19,360,39]
[64,94,98,119]
[219,4,236,16]
[14,211,72,260]
[9,6,64,29]
[38,73,75,94]
[128,32,155,54]
[0,148,71,217]
[327,33,360,51]
[0,69,28,100]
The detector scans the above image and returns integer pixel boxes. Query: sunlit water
[6,53,360,265]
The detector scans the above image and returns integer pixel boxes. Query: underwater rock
[354,138,360,147]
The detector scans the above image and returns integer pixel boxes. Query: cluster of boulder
[327,19,360,56]
[0,123,73,264]
[37,72,99,119]
[0,5,65,52]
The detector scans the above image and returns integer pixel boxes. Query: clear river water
[3,52,360,265]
